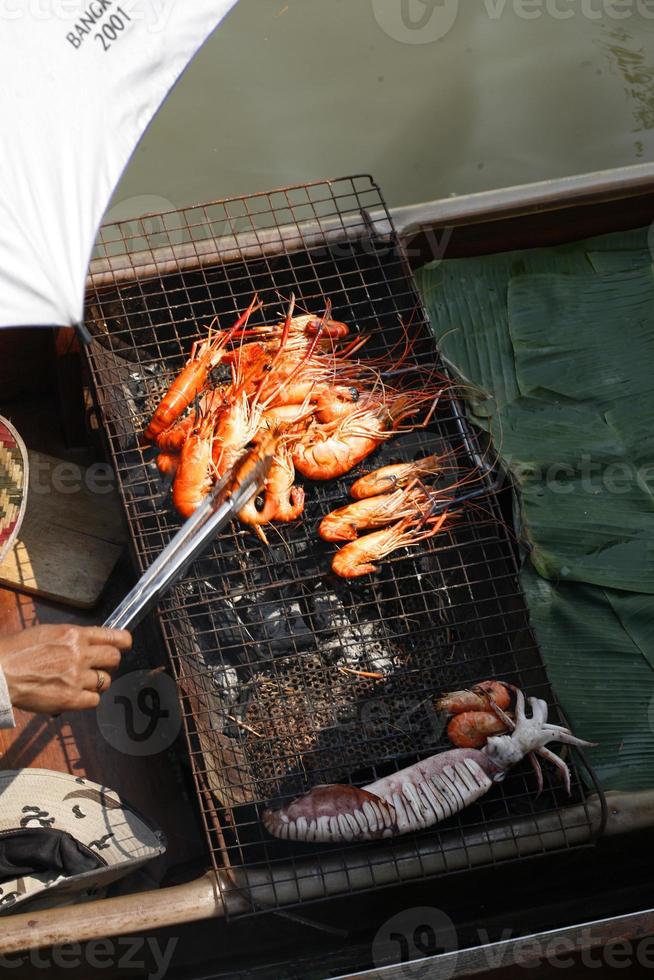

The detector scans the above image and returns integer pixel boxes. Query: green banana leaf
[416,226,654,791]
[521,565,654,791]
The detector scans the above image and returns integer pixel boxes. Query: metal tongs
[104,446,273,631]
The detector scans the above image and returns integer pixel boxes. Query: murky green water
[109,0,654,219]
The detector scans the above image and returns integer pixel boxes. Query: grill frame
[84,175,597,918]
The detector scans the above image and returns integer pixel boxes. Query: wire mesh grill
[85,176,594,916]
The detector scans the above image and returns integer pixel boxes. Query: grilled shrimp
[172,410,217,518]
[244,309,349,342]
[331,511,450,578]
[156,415,194,453]
[436,680,512,715]
[144,295,261,442]
[156,452,180,478]
[239,443,305,540]
[313,385,372,424]
[292,419,382,481]
[446,710,511,749]
[212,388,261,479]
[213,304,337,479]
[319,483,427,542]
[262,403,314,429]
[155,390,226,453]
[293,391,440,481]
[350,454,444,500]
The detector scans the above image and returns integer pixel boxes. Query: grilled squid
[262,689,593,843]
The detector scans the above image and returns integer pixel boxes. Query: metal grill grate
[84,176,595,916]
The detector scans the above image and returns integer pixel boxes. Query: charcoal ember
[195,585,256,649]
[309,590,352,634]
[242,590,313,654]
[208,665,240,708]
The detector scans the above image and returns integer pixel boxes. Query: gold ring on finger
[95,669,107,694]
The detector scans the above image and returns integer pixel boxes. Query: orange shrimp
[155,389,227,452]
[251,337,339,409]
[261,403,314,429]
[156,414,195,453]
[212,388,259,478]
[156,452,179,478]
[331,510,450,578]
[446,711,510,749]
[292,418,378,481]
[319,483,428,542]
[243,308,349,342]
[301,313,349,339]
[313,386,378,424]
[213,306,335,477]
[172,410,217,518]
[238,443,305,540]
[350,454,445,500]
[436,680,512,715]
[254,336,372,410]
[144,295,261,442]
[293,390,440,481]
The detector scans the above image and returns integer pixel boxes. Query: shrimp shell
[447,711,511,749]
[350,454,443,500]
[319,485,424,542]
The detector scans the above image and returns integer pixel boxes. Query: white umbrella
[0,0,238,337]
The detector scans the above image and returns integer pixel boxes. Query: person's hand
[0,624,132,715]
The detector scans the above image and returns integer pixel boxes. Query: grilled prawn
[319,483,430,543]
[436,680,512,715]
[262,688,593,842]
[144,295,261,442]
[331,511,450,578]
[171,410,217,519]
[238,442,305,541]
[293,392,440,482]
[350,454,445,500]
[447,711,510,749]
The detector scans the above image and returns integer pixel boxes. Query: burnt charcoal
[308,590,352,635]
[242,588,314,654]
[208,664,240,709]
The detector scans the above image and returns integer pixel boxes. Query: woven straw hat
[0,417,28,566]
[0,769,166,913]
